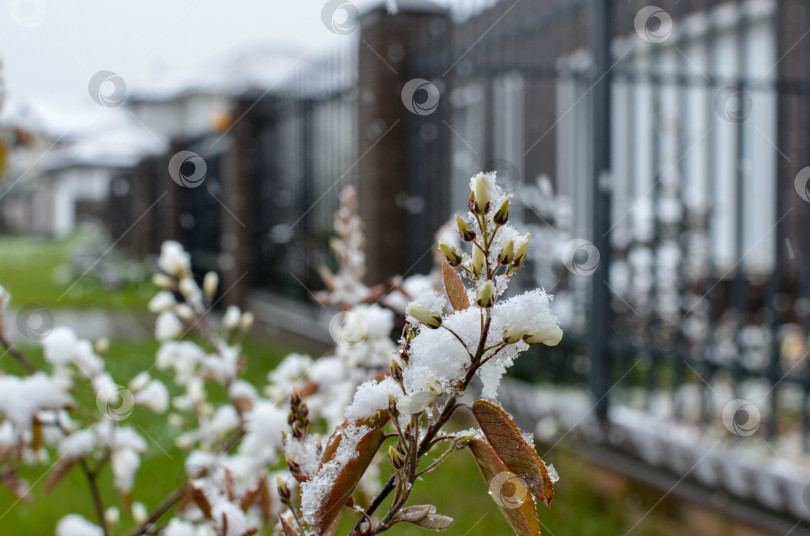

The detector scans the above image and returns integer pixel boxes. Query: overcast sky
[0,0,460,112]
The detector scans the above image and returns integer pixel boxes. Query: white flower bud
[406,302,442,329]
[178,277,197,298]
[523,324,563,346]
[239,311,254,332]
[128,372,151,393]
[475,281,494,308]
[151,273,173,289]
[223,306,241,331]
[168,414,186,428]
[473,173,491,215]
[203,271,219,297]
[502,325,525,345]
[104,507,120,526]
[131,502,148,525]
[514,233,531,266]
[174,304,195,322]
[438,242,462,266]
[148,290,175,313]
[94,337,109,356]
[498,239,515,265]
[471,246,486,277]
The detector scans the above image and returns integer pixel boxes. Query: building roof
[42,111,166,172]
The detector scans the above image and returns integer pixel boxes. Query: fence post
[588,0,613,422]
[356,4,449,285]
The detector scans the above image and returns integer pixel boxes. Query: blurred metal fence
[394,0,810,456]
[110,0,810,453]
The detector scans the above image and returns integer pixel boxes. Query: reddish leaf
[186,483,213,520]
[1,470,30,501]
[310,419,387,535]
[279,515,298,536]
[45,459,77,492]
[443,263,469,311]
[472,400,554,506]
[468,438,540,536]
[258,476,274,523]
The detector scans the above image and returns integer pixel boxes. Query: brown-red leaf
[443,262,469,311]
[468,437,540,536]
[310,420,387,535]
[472,400,554,506]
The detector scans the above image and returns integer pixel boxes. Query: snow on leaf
[443,262,469,311]
[303,418,387,535]
[467,437,540,536]
[471,400,554,506]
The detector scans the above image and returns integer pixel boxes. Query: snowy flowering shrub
[283,173,563,536]
[0,173,562,536]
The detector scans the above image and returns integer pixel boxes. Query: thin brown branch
[79,458,110,536]
[0,334,38,373]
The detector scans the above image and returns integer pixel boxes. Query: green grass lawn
[0,332,679,536]
[0,235,152,310]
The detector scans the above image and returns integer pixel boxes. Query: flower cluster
[290,173,562,536]
[0,171,562,536]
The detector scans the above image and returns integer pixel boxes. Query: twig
[79,458,110,536]
[0,334,38,373]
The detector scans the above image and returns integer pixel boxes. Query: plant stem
[0,334,38,373]
[125,487,183,536]
[79,459,110,536]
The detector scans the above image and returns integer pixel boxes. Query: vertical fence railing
[113,0,810,450]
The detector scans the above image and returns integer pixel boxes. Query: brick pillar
[221,99,258,307]
[163,140,184,244]
[777,0,810,288]
[356,3,449,284]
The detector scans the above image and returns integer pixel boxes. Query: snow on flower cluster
[296,174,563,528]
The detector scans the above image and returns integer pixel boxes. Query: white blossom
[56,514,104,536]
[155,311,184,340]
[158,241,191,276]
